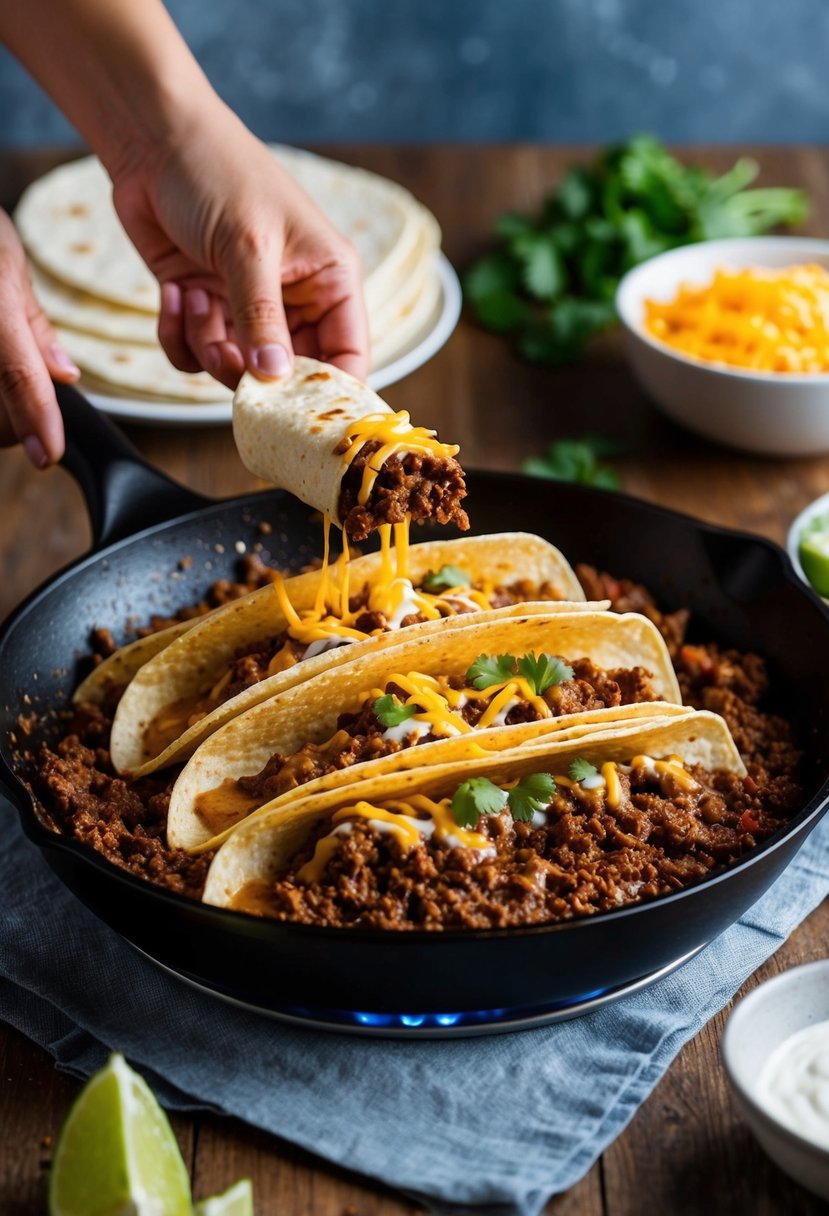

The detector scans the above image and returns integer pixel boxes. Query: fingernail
[186,288,211,318]
[205,343,221,374]
[161,282,182,316]
[23,436,49,469]
[49,346,80,378]
[252,344,291,377]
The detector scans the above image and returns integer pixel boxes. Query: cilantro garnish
[422,565,471,593]
[522,437,624,490]
[465,135,807,366]
[466,653,516,690]
[373,694,418,729]
[451,777,508,828]
[517,652,574,695]
[569,758,600,783]
[507,773,556,822]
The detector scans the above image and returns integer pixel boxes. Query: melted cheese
[337,410,460,506]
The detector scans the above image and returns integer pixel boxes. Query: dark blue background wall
[2,0,827,147]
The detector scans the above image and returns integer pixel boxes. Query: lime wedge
[49,1053,191,1216]
[799,520,829,596]
[194,1179,254,1216]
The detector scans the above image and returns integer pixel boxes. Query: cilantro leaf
[373,694,418,729]
[422,565,471,593]
[508,773,557,822]
[522,437,624,490]
[464,135,808,366]
[451,777,508,828]
[569,758,600,783]
[517,652,574,695]
[466,653,516,690]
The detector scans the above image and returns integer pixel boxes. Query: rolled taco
[233,357,468,541]
[201,711,747,927]
[109,532,591,777]
[167,607,686,851]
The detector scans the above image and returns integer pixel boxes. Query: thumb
[224,244,294,380]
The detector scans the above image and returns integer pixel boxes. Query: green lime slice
[194,1179,254,1216]
[799,524,829,597]
[49,1053,191,1216]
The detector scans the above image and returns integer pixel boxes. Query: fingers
[283,255,370,381]
[223,237,294,381]
[0,257,74,466]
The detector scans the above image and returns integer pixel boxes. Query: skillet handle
[56,381,213,549]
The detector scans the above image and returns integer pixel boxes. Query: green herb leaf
[517,652,574,695]
[373,694,418,729]
[569,758,600,783]
[451,777,509,828]
[463,135,808,366]
[422,565,471,593]
[521,437,624,489]
[466,653,516,690]
[508,773,557,822]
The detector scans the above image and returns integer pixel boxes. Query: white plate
[84,253,462,427]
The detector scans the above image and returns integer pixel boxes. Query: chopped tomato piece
[740,810,761,833]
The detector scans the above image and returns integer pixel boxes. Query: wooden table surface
[2,144,829,1214]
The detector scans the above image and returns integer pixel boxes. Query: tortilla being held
[201,711,747,929]
[167,607,686,851]
[233,357,468,541]
[107,531,591,777]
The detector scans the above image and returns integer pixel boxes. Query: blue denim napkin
[2,802,828,1216]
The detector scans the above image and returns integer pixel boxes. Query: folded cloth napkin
[2,803,828,1216]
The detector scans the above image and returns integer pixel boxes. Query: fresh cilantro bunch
[465,134,808,365]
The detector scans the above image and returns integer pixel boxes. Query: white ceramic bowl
[616,237,829,456]
[787,490,829,599]
[722,960,829,1199]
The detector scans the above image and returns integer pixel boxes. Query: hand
[0,208,79,466]
[112,104,370,390]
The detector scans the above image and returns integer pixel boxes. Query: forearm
[1,0,221,177]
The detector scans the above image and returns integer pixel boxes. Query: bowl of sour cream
[722,959,829,1199]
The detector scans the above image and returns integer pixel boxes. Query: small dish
[787,491,829,601]
[722,959,829,1199]
[616,237,829,457]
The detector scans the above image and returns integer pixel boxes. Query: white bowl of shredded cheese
[617,236,829,456]
[723,959,829,1199]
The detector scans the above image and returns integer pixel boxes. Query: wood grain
[2,145,829,1214]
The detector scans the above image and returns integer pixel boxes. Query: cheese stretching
[232,357,468,540]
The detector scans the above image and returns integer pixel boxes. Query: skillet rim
[3,470,829,946]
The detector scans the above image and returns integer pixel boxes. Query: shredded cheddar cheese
[268,518,495,659]
[338,410,460,506]
[644,264,829,372]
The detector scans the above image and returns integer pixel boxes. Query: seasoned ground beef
[337,440,469,542]
[34,703,212,895]
[30,562,805,922]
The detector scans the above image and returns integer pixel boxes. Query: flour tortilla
[167,605,686,851]
[201,711,746,911]
[15,148,438,315]
[30,264,159,345]
[233,356,420,521]
[109,532,589,776]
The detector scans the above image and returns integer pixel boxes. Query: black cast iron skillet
[2,383,828,1015]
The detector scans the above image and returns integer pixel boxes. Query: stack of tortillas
[14,146,444,405]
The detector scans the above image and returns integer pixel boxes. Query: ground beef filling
[246,761,798,930]
[336,440,470,541]
[232,658,659,806]
[33,703,212,896]
[31,564,804,916]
